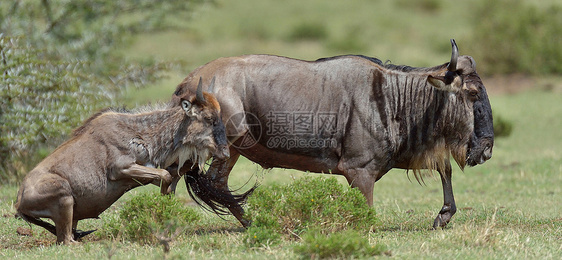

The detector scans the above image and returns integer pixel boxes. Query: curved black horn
[447,39,459,72]
[196,77,206,103]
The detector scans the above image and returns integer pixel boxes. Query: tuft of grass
[244,176,378,237]
[294,229,389,259]
[244,226,281,248]
[100,190,200,244]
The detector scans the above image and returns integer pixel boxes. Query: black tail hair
[184,169,256,216]
[16,213,96,240]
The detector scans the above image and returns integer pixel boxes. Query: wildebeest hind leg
[53,195,76,244]
[16,173,76,244]
[433,161,456,229]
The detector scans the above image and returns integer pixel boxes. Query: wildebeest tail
[16,213,96,240]
[16,213,57,236]
[184,169,256,216]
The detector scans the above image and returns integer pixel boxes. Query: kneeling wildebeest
[15,78,230,245]
[172,39,494,228]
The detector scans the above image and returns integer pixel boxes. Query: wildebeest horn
[208,76,216,93]
[196,77,206,103]
[447,39,458,72]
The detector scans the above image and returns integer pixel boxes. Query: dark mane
[315,54,448,73]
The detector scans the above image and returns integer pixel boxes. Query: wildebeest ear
[427,74,462,93]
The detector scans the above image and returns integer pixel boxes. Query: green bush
[294,229,389,259]
[245,176,379,237]
[101,191,200,244]
[469,0,562,75]
[287,22,328,41]
[1,0,204,183]
[493,113,513,138]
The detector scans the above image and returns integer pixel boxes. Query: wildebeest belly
[234,140,342,174]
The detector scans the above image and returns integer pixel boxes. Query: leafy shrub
[294,229,389,259]
[1,0,203,182]
[245,176,379,237]
[287,22,328,41]
[101,191,200,244]
[469,0,562,75]
[493,113,513,138]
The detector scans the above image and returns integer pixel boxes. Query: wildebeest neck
[121,107,196,168]
[376,71,471,171]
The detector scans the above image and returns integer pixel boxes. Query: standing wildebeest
[171,40,494,228]
[15,78,233,245]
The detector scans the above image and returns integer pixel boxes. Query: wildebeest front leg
[433,161,457,228]
[207,151,250,226]
[344,168,376,206]
[119,164,173,195]
[164,163,185,194]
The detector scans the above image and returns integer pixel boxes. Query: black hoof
[73,229,97,240]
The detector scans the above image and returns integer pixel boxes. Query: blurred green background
[123,0,562,104]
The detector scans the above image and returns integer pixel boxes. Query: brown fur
[15,80,226,245]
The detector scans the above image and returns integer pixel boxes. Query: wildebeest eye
[469,89,479,97]
[181,100,192,112]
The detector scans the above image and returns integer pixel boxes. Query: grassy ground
[2,0,561,258]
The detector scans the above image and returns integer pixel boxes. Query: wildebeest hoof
[73,229,97,240]
[432,204,456,229]
[432,212,453,229]
[433,215,446,229]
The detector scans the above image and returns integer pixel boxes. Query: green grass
[2,0,562,258]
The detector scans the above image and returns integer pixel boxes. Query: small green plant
[101,191,200,244]
[244,226,281,248]
[294,229,389,259]
[287,22,328,41]
[245,176,379,236]
[493,113,513,138]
